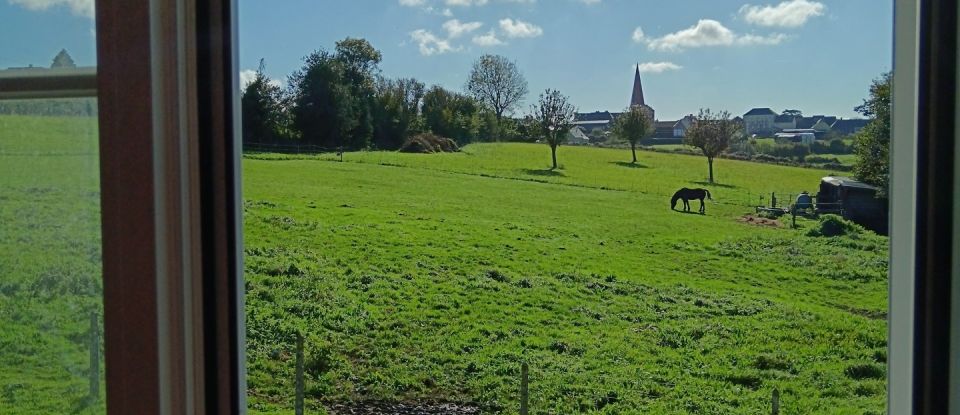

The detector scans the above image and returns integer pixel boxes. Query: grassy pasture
[246,143,835,211]
[0,115,104,415]
[0,114,887,414]
[243,144,887,414]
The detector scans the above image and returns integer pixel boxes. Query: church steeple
[630,64,645,107]
[51,49,76,69]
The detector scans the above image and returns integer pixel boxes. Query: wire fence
[244,142,341,155]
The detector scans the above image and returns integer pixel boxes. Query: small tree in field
[531,89,576,170]
[611,105,654,163]
[684,109,741,183]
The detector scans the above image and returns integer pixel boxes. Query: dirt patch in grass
[738,214,781,228]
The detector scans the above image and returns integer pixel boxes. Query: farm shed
[816,176,888,234]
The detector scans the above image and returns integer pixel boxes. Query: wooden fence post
[520,362,529,415]
[771,388,780,415]
[295,334,305,415]
[89,311,99,402]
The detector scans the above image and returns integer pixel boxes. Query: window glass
[240,1,892,413]
[0,2,102,413]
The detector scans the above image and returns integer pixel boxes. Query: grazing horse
[671,188,712,214]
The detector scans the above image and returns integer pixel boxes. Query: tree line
[242,38,534,151]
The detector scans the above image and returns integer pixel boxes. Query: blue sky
[1,0,892,120]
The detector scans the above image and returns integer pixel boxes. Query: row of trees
[242,38,532,150]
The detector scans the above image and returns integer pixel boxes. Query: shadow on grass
[672,209,706,216]
[692,181,737,189]
[611,161,650,169]
[522,168,566,177]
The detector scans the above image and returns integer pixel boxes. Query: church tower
[51,49,76,69]
[630,64,655,120]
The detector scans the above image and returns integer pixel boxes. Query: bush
[399,133,460,153]
[805,155,842,164]
[807,214,866,237]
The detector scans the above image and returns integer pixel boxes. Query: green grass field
[244,144,887,413]
[0,115,105,414]
[0,114,888,414]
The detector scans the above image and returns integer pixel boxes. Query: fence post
[520,362,529,415]
[295,334,305,415]
[89,311,99,402]
[771,388,780,415]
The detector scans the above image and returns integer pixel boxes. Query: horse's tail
[705,190,713,200]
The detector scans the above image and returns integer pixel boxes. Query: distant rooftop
[744,108,777,116]
[822,176,878,191]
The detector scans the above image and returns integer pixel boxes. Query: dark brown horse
[671,188,712,214]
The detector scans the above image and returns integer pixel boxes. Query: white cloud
[239,70,258,89]
[9,0,94,18]
[240,70,282,89]
[473,30,506,46]
[410,29,459,56]
[740,0,826,28]
[499,18,543,38]
[736,32,788,46]
[640,19,786,51]
[631,27,646,43]
[636,62,682,74]
[442,19,483,38]
[445,0,488,6]
[402,0,536,9]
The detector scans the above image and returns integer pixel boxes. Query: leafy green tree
[241,60,288,144]
[477,111,501,142]
[372,77,425,149]
[685,109,741,183]
[530,89,576,170]
[288,38,384,150]
[853,72,892,195]
[422,86,481,144]
[466,54,528,140]
[782,109,803,117]
[334,38,382,86]
[289,50,360,149]
[611,105,654,163]
[334,38,382,148]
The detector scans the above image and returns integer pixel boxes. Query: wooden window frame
[95,0,244,413]
[84,0,956,413]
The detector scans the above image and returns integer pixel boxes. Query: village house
[743,107,871,138]
[743,108,778,136]
[570,70,872,146]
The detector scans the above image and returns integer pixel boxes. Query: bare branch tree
[531,89,576,170]
[684,109,742,183]
[466,54,529,122]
